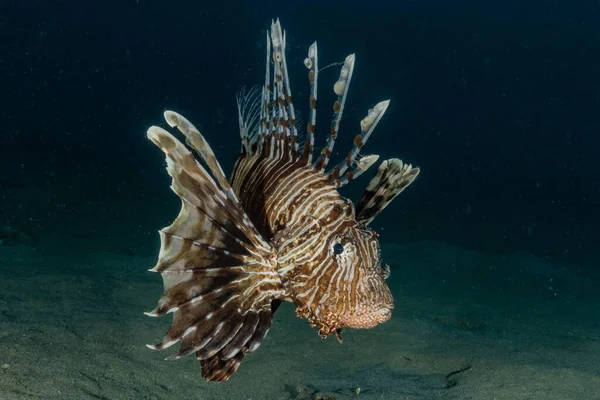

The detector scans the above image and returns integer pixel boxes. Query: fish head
[280,200,394,336]
[325,221,394,330]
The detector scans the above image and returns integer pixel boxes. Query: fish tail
[355,159,420,225]
[146,113,284,381]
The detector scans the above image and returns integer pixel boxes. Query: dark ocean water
[2,0,599,265]
[1,1,599,399]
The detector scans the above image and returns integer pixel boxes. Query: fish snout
[377,305,393,322]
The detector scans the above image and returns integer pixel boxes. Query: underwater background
[1,0,599,399]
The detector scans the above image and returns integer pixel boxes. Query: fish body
[145,19,420,381]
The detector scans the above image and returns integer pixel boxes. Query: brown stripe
[333,101,341,113]
[345,170,354,183]
[353,134,363,148]
[330,125,338,140]
[320,147,332,157]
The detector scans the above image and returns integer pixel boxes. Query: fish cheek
[347,257,394,324]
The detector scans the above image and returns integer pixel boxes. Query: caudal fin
[146,112,284,381]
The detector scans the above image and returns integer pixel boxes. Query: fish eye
[333,243,345,255]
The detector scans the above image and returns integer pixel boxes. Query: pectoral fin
[146,114,285,381]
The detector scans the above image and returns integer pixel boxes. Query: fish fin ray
[147,125,285,381]
[300,42,318,165]
[199,303,278,381]
[356,158,420,225]
[236,85,263,155]
[330,100,390,185]
[313,53,355,172]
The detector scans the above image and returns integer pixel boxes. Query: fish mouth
[339,304,394,329]
[377,306,393,321]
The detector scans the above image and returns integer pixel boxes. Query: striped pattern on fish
[145,19,420,382]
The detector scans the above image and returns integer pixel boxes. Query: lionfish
[144,19,420,382]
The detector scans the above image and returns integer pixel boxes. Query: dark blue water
[1,1,599,398]
[2,0,598,265]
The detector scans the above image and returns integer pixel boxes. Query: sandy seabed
[1,236,598,400]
